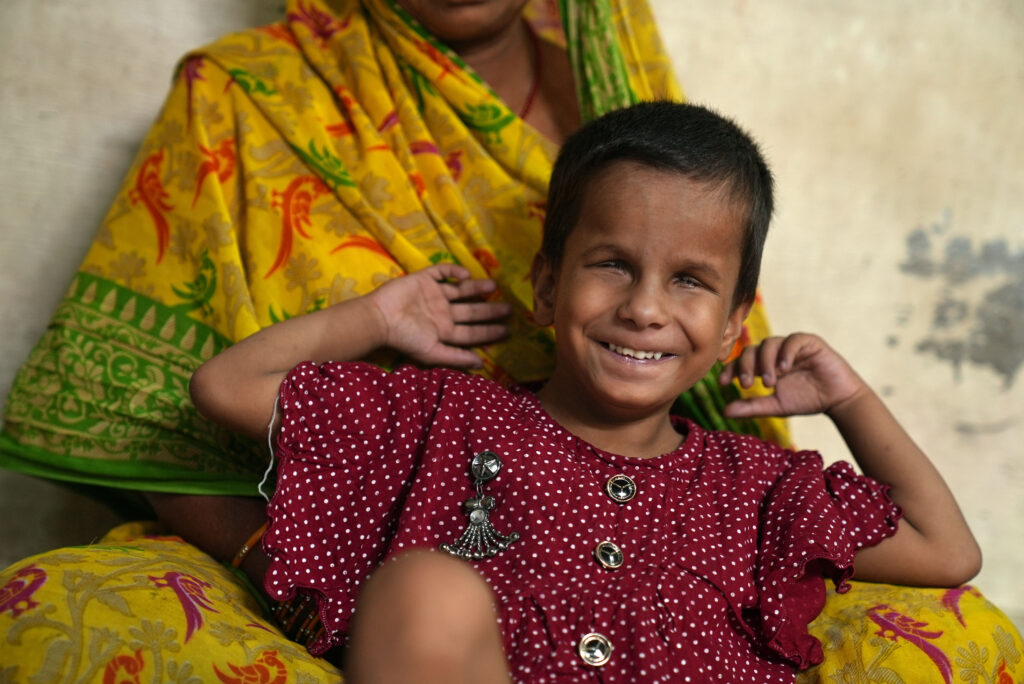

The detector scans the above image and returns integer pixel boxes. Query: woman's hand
[369,263,511,368]
[719,333,866,419]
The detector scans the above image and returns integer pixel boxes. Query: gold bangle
[232,522,269,568]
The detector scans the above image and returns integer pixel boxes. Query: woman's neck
[455,21,580,145]
[455,20,536,115]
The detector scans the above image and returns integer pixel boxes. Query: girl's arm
[720,333,981,587]
[189,264,511,441]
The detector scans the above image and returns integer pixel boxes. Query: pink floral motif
[247,621,274,633]
[941,585,982,627]
[149,571,218,642]
[377,110,399,132]
[0,564,47,618]
[288,2,350,43]
[868,604,952,683]
[178,56,205,129]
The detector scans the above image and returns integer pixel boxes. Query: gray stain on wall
[897,210,1024,389]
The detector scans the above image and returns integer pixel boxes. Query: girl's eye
[594,259,628,272]
[675,274,702,288]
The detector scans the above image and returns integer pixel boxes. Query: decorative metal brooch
[440,450,520,560]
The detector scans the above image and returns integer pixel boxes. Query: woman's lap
[3,524,1020,683]
[0,522,342,684]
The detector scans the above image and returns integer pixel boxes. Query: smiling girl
[190,101,979,682]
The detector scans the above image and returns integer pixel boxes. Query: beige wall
[650,1,1024,628]
[1,1,1021,630]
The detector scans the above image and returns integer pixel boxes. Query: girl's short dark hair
[542,101,773,307]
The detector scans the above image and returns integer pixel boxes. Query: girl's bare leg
[346,550,510,684]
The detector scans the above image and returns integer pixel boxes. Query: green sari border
[0,434,262,497]
[1,269,266,491]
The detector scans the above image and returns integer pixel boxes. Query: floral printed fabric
[800,584,1023,684]
[1,524,1020,683]
[0,523,342,684]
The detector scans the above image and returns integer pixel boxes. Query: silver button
[594,540,623,570]
[578,632,612,667]
[605,474,636,503]
[471,450,502,481]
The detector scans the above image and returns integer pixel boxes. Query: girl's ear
[530,253,556,326]
[717,301,752,362]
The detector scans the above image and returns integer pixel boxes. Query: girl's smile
[601,342,672,361]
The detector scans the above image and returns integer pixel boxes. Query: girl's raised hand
[719,333,867,419]
[368,263,511,368]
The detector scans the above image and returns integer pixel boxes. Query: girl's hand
[368,263,511,368]
[719,333,867,419]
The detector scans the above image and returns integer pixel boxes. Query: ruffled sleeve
[262,361,446,654]
[755,450,902,669]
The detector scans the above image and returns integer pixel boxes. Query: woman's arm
[189,263,510,441]
[721,333,981,587]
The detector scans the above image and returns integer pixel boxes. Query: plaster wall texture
[1,1,1021,631]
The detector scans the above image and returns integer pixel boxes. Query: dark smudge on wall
[895,209,1024,389]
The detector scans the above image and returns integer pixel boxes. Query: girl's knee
[348,550,508,683]
[359,549,495,626]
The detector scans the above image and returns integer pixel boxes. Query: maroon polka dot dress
[263,362,901,682]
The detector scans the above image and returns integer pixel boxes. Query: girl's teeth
[609,344,662,360]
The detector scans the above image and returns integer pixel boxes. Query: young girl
[191,102,980,682]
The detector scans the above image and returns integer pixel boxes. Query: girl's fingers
[721,346,755,387]
[435,272,498,301]
[451,301,512,324]
[718,362,737,385]
[721,336,791,388]
[776,333,819,372]
[426,263,472,282]
[774,336,800,376]
[447,322,508,347]
[430,345,485,369]
[723,395,781,419]
[755,337,785,386]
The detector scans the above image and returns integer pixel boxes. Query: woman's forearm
[146,492,271,590]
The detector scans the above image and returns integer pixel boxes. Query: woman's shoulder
[180,20,305,74]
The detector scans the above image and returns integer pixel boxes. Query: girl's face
[395,0,531,49]
[532,161,751,428]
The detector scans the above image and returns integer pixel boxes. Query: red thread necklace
[519,21,542,119]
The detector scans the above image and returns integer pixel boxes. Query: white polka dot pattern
[262,362,902,681]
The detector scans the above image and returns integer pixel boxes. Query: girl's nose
[617,283,668,329]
